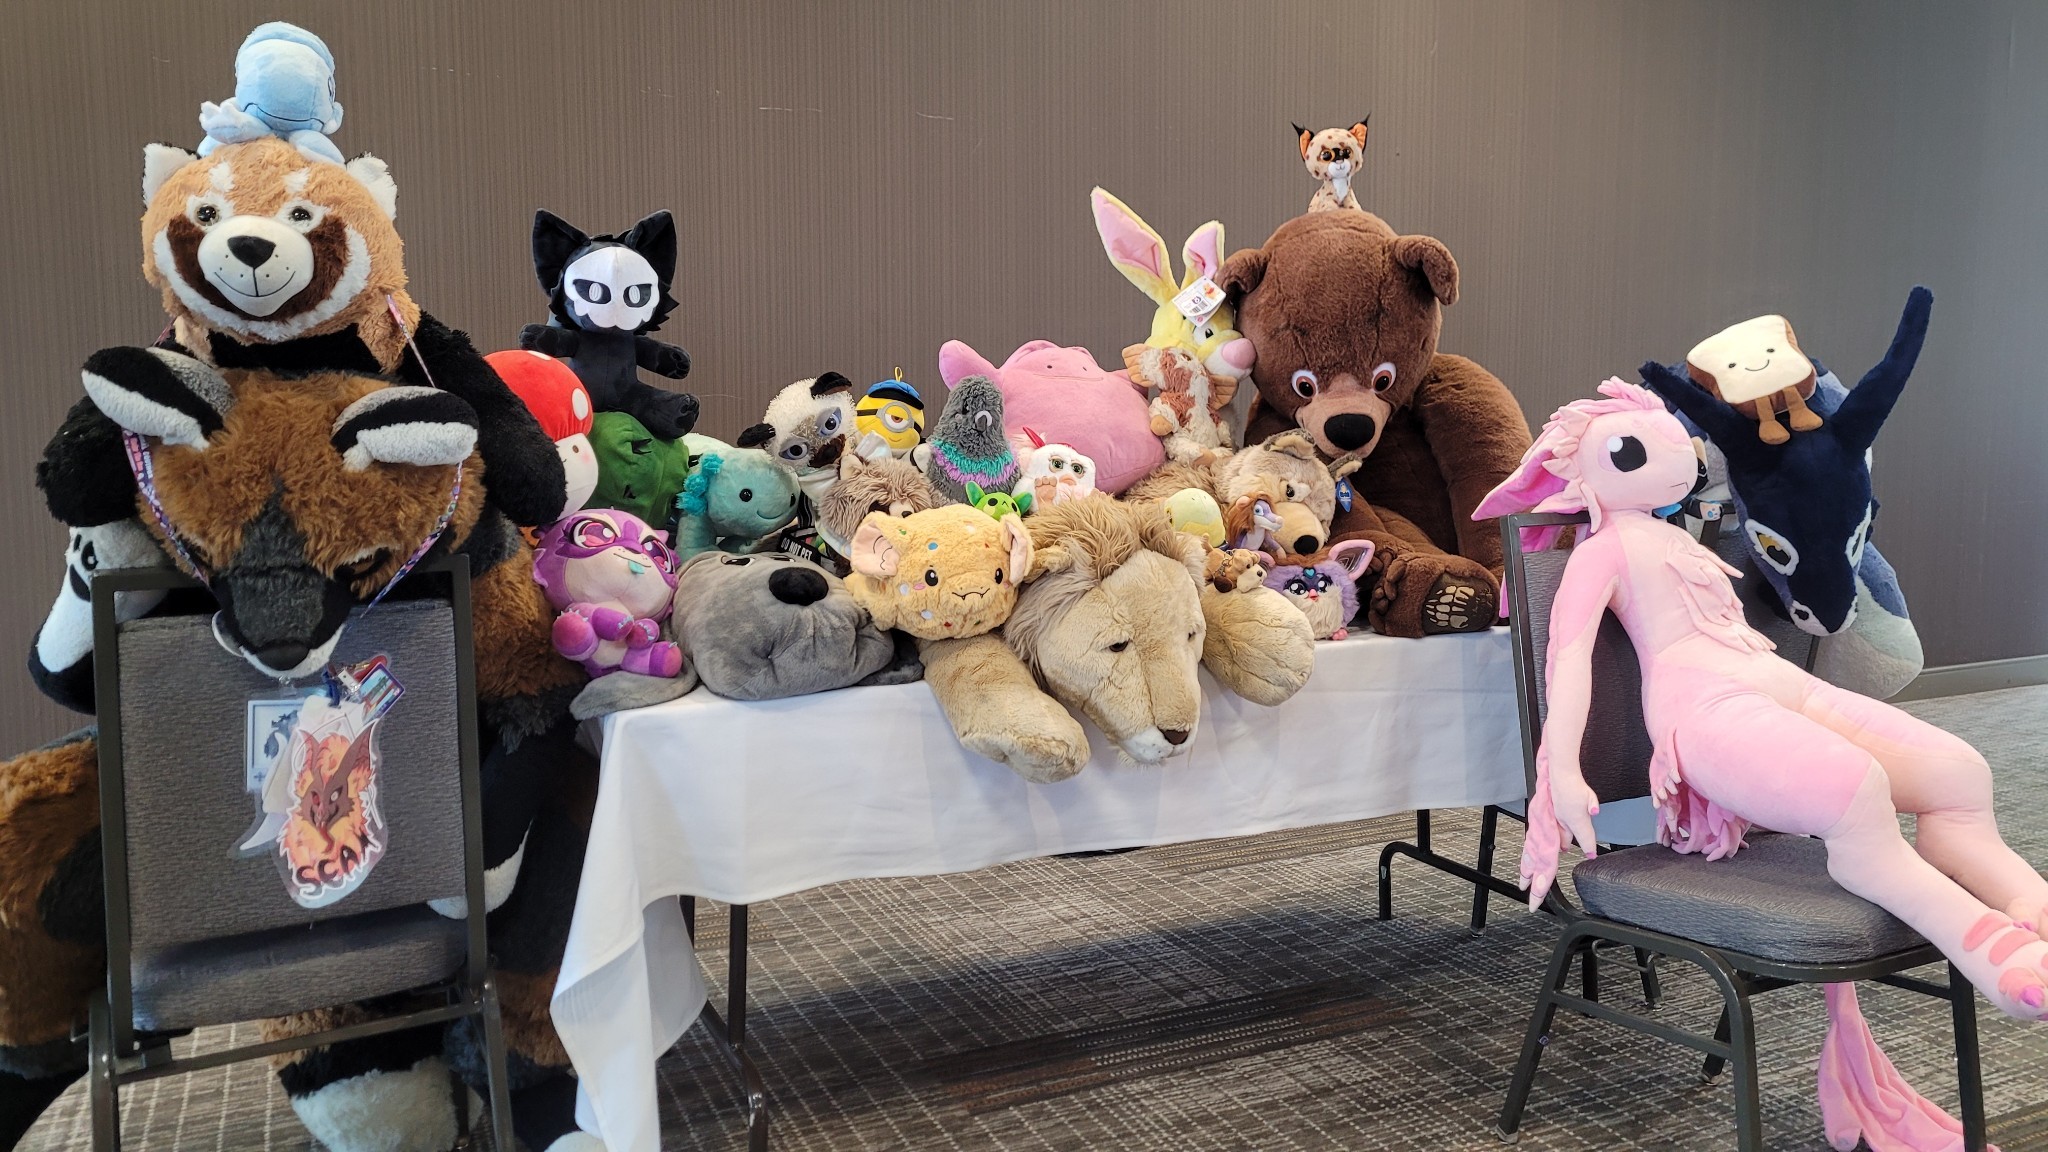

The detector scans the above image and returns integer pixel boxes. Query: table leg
[689,901,770,1151]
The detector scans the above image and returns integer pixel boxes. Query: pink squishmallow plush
[532,509,685,678]
[938,339,1163,494]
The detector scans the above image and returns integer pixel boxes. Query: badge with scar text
[237,656,400,908]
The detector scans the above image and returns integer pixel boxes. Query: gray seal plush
[671,552,918,699]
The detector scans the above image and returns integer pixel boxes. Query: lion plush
[1222,208,1531,637]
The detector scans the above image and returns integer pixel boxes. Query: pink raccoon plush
[1476,361,2047,1150]
[533,509,685,678]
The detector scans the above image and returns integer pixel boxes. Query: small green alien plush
[964,481,1032,521]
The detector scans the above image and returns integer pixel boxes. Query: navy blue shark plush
[1640,286,1931,695]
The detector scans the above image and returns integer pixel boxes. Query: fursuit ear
[1832,286,1933,455]
[331,386,479,471]
[81,347,234,448]
[848,513,903,578]
[142,143,199,204]
[735,423,774,449]
[343,155,398,220]
[937,340,999,389]
[531,210,589,294]
[1292,122,1312,159]
[1391,235,1457,306]
[1216,247,1269,303]
[1330,538,1375,580]
[999,514,1033,583]
[620,209,679,285]
[1639,360,1763,462]
[809,372,854,398]
[1349,116,1370,150]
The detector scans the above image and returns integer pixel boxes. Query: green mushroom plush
[589,411,692,527]
[673,434,803,561]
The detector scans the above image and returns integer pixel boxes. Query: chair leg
[479,977,515,1152]
[87,997,120,1152]
[1708,973,1764,1152]
[1949,963,1987,1152]
[449,1063,472,1146]
[1581,942,1601,1004]
[1497,928,1583,1142]
[1635,947,1662,1008]
[1701,1004,1732,1082]
[1470,806,1500,933]
[1377,811,1429,922]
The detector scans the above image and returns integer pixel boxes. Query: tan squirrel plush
[1295,119,1369,212]
[1684,314,1823,444]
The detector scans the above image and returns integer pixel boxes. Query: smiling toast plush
[845,504,1030,639]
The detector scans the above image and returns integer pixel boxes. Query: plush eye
[573,279,612,305]
[1766,347,1776,353]
[1283,483,1299,500]
[780,443,806,460]
[1605,435,1647,472]
[1371,364,1397,393]
[1290,370,1318,399]
[867,500,890,515]
[882,408,911,431]
[1745,519,1800,575]
[974,410,994,430]
[630,438,653,455]
[623,283,652,308]
[738,488,754,502]
[571,517,618,548]
[719,555,752,566]
[1070,462,1086,477]
[993,568,1004,584]
[1049,456,1066,471]
[1107,640,1130,653]
[288,205,312,223]
[193,203,220,226]
[1727,361,1738,369]
[641,537,675,569]
[1285,578,1308,595]
[1196,323,1217,341]
[924,568,940,587]
[1187,629,1198,642]
[819,411,841,435]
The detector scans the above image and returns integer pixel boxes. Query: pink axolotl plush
[1477,367,2047,1151]
[533,509,685,678]
[938,339,1163,495]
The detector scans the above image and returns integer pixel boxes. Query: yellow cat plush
[846,504,1031,639]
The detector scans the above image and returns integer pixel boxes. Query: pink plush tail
[1817,983,1990,1152]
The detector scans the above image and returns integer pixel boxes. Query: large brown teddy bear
[1222,210,1531,637]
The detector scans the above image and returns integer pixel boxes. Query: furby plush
[519,209,700,439]
[485,349,598,522]
[920,374,1021,506]
[1011,427,1097,510]
[197,22,345,163]
[533,509,685,679]
[1475,373,2048,1150]
[1263,539,1373,640]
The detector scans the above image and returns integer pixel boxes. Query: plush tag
[1172,277,1226,324]
[1335,477,1355,512]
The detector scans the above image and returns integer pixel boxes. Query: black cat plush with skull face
[518,208,700,439]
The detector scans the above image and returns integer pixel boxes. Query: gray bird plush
[670,552,919,699]
[917,374,1020,506]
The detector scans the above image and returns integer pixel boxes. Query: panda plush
[519,209,700,440]
[738,373,856,506]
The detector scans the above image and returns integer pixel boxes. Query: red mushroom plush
[486,349,599,522]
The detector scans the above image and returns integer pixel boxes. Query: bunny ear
[939,340,998,389]
[1181,221,1226,289]
[1090,187,1177,303]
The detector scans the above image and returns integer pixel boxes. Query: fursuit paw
[1420,572,1496,635]
[551,612,599,661]
[1960,911,2048,1020]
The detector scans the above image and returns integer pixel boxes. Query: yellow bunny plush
[1090,188,1254,468]
[845,504,1031,639]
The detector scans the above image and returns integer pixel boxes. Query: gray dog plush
[671,552,920,699]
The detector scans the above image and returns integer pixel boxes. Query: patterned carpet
[24,686,2048,1151]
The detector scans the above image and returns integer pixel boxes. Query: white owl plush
[1010,427,1098,511]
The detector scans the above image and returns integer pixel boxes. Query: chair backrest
[95,570,477,953]
[1502,512,1823,807]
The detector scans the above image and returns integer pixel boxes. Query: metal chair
[1488,511,1985,1150]
[88,557,514,1150]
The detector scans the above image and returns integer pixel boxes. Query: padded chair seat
[1571,833,1926,964]
[132,903,466,1032]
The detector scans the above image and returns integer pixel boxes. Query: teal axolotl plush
[198,22,346,164]
[673,435,803,561]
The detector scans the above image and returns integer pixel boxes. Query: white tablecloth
[551,629,1525,1152]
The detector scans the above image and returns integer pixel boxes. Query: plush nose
[227,235,276,268]
[1160,728,1190,746]
[250,641,310,671]
[1217,338,1256,372]
[1324,413,1377,452]
[1292,534,1321,554]
[768,566,828,606]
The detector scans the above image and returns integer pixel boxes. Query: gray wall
[1,1,2042,750]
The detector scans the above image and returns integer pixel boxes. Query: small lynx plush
[1294,119,1369,212]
